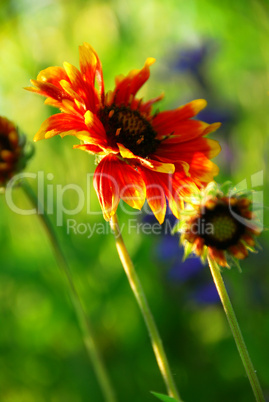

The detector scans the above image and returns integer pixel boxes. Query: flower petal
[63,62,98,112]
[93,154,146,220]
[117,143,136,159]
[73,143,107,155]
[139,158,175,174]
[37,66,69,86]
[113,58,155,105]
[139,168,167,224]
[27,80,72,103]
[156,137,221,162]
[152,99,207,135]
[79,42,104,101]
[139,168,187,221]
[33,113,87,141]
[154,119,221,143]
[117,144,175,173]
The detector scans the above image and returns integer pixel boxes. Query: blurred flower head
[144,208,220,305]
[175,182,262,268]
[27,43,221,224]
[0,116,33,188]
[171,41,215,74]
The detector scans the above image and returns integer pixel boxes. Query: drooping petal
[93,154,146,220]
[139,168,187,222]
[139,168,167,224]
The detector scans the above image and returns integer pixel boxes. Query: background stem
[21,179,116,402]
[207,255,265,402]
[110,214,182,402]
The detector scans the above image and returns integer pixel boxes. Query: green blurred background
[0,0,269,401]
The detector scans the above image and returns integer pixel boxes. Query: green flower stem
[21,180,116,402]
[207,255,265,402]
[110,214,182,402]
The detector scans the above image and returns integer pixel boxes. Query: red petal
[139,169,186,222]
[112,58,155,105]
[28,80,72,102]
[74,143,106,154]
[33,113,88,141]
[129,94,164,116]
[79,43,105,102]
[36,66,69,87]
[63,62,99,112]
[84,110,107,142]
[155,137,221,161]
[154,119,220,142]
[152,99,207,133]
[93,155,146,220]
[139,168,167,224]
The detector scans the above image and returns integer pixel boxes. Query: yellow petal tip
[193,99,207,113]
[146,57,156,66]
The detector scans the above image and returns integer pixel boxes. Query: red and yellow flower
[176,182,262,267]
[26,43,221,223]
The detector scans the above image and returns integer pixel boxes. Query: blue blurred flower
[144,209,220,306]
[169,41,218,90]
[171,42,212,69]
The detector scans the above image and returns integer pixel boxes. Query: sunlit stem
[21,180,117,402]
[110,214,182,401]
[207,255,265,402]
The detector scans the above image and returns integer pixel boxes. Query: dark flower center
[197,203,245,249]
[99,105,159,158]
[0,134,12,152]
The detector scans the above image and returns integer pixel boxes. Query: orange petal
[84,110,107,139]
[152,99,207,133]
[27,80,71,102]
[155,120,221,143]
[139,158,175,174]
[73,143,107,155]
[79,42,104,101]
[139,168,167,224]
[36,66,69,86]
[33,113,87,141]
[155,137,221,162]
[228,242,248,260]
[93,154,146,220]
[139,168,184,221]
[208,247,227,267]
[63,62,98,112]
[113,58,155,105]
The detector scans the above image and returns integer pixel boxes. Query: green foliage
[151,391,180,402]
